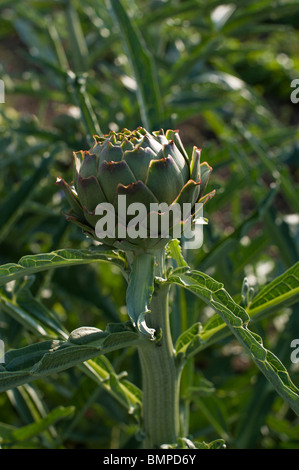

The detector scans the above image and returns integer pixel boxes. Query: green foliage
[0,0,299,449]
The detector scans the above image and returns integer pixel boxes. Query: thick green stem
[137,283,181,448]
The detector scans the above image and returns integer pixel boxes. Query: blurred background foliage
[0,0,299,449]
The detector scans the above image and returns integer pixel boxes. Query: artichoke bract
[56,127,214,252]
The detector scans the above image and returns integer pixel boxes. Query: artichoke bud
[56,127,215,252]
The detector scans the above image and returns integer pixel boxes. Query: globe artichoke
[56,127,214,252]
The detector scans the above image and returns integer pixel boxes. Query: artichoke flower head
[56,127,214,253]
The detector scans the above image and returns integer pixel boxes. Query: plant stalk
[137,283,181,448]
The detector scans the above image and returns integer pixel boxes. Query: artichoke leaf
[126,253,156,340]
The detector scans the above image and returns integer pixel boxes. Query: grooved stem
[137,283,181,448]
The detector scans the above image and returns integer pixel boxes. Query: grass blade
[0,152,54,243]
[0,324,139,392]
[107,0,164,131]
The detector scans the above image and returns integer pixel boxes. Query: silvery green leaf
[126,253,155,339]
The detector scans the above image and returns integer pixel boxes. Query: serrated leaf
[126,253,155,339]
[0,281,67,339]
[0,247,126,286]
[167,269,299,416]
[247,261,299,318]
[0,324,139,392]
